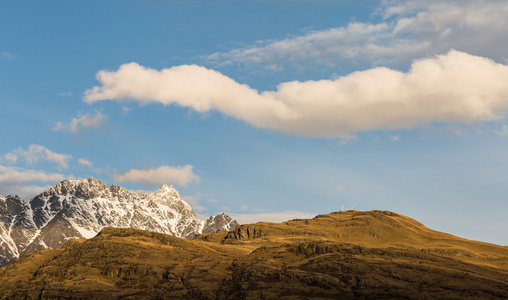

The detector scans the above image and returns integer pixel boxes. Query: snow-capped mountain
[0,177,239,267]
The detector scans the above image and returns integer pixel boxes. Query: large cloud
[85,51,508,137]
[206,0,508,70]
[114,165,200,187]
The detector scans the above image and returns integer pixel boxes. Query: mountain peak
[159,184,175,191]
[46,177,109,199]
[202,212,239,234]
[75,177,107,187]
[0,177,239,267]
[153,184,177,195]
[54,177,107,188]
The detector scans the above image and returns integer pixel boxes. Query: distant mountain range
[0,177,238,267]
[1,210,507,299]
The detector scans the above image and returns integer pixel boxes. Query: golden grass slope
[1,210,508,299]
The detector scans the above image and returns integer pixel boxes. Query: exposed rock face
[0,195,36,267]
[0,178,238,267]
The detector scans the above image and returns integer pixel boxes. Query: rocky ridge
[0,178,238,267]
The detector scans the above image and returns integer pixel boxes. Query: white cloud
[3,144,72,169]
[494,125,508,136]
[228,211,317,225]
[114,165,200,187]
[53,111,107,134]
[0,185,51,201]
[78,158,93,168]
[84,63,296,130]
[0,165,70,200]
[85,51,508,137]
[0,165,67,184]
[0,52,16,60]
[78,158,102,173]
[57,92,72,97]
[206,0,508,70]
[390,135,400,142]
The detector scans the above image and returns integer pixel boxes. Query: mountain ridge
[0,177,238,267]
[1,210,507,299]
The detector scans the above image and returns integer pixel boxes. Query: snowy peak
[152,184,179,198]
[0,178,239,267]
[158,184,175,192]
[44,177,109,199]
[149,184,193,213]
[202,212,240,234]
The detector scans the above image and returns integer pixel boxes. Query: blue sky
[1,0,508,245]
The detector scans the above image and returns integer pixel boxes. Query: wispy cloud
[3,144,72,169]
[0,185,50,201]
[114,165,200,187]
[57,92,72,97]
[53,111,107,135]
[206,0,508,71]
[121,107,131,116]
[78,158,93,168]
[85,51,508,137]
[335,135,358,147]
[78,158,102,173]
[207,23,397,70]
[0,164,70,200]
[0,164,67,184]
[390,135,400,142]
[181,192,209,213]
[494,125,508,136]
[0,52,16,60]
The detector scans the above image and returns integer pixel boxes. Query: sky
[1,0,508,245]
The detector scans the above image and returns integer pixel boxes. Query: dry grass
[1,210,508,299]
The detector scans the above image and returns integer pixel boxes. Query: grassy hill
[1,210,508,299]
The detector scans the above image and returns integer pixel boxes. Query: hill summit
[1,210,507,299]
[0,178,238,267]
